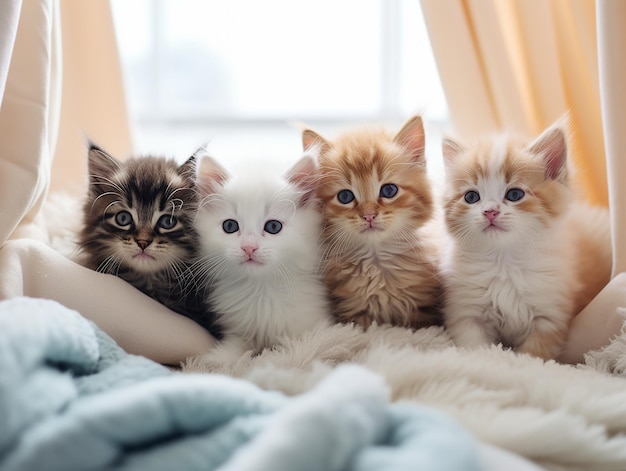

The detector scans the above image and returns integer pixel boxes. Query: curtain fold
[52,0,133,195]
[597,0,626,279]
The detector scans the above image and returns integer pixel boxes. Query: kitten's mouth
[361,223,383,233]
[484,223,505,232]
[242,257,262,266]
[133,251,156,260]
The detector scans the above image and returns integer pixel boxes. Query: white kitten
[194,154,331,362]
[440,119,610,360]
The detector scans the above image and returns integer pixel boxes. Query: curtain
[420,0,626,363]
[0,0,215,365]
[421,0,606,207]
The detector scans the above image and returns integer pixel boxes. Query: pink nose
[483,209,500,222]
[362,213,377,223]
[242,245,257,257]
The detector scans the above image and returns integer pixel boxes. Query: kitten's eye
[464,191,480,204]
[337,189,355,204]
[505,188,525,202]
[264,220,283,235]
[380,183,398,199]
[115,211,133,227]
[222,219,239,234]
[157,215,177,230]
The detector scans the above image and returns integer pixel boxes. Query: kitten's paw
[197,337,254,373]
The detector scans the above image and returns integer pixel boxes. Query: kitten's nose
[362,213,378,223]
[242,245,258,257]
[136,239,152,250]
[483,210,500,222]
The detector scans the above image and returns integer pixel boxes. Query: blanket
[184,318,626,471]
[0,297,482,471]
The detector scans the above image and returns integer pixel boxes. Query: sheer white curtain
[0,0,216,365]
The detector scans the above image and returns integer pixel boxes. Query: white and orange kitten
[303,115,442,330]
[193,153,331,361]
[441,119,611,360]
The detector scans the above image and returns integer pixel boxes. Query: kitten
[440,119,611,360]
[78,143,218,334]
[302,115,442,330]
[193,153,331,359]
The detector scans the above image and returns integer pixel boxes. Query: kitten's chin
[130,253,166,272]
[483,224,506,233]
[239,259,267,272]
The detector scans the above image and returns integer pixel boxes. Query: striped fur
[78,143,218,334]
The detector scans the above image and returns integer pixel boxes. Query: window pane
[112,0,448,122]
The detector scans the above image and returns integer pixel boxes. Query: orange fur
[441,120,611,360]
[303,116,442,329]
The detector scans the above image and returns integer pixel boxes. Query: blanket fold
[0,297,481,471]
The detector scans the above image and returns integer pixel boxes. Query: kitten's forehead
[323,131,417,188]
[217,171,297,222]
[449,135,541,185]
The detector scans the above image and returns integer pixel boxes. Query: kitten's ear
[87,141,121,184]
[394,115,426,164]
[197,156,229,196]
[178,155,198,185]
[286,155,318,207]
[528,121,568,183]
[302,129,331,156]
[441,137,465,164]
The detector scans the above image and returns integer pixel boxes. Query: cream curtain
[421,0,626,363]
[0,0,216,365]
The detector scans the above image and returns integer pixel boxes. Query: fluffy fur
[440,118,611,360]
[78,143,217,333]
[193,154,331,361]
[183,319,626,471]
[302,115,442,330]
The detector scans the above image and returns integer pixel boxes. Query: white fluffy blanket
[184,321,626,471]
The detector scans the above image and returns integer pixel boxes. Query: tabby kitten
[78,143,217,333]
[302,115,442,330]
[193,154,331,361]
[440,119,611,360]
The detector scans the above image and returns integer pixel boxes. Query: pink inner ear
[394,115,425,163]
[530,128,567,181]
[197,157,229,196]
[441,137,464,163]
[287,156,317,206]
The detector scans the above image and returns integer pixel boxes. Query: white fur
[441,173,577,358]
[184,321,626,471]
[194,160,330,361]
[441,215,576,353]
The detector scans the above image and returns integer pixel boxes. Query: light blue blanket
[0,297,482,471]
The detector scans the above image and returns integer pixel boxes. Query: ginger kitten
[302,115,442,330]
[441,119,611,360]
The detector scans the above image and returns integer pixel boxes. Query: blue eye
[337,189,355,204]
[464,191,480,204]
[380,183,398,199]
[157,215,177,230]
[115,211,133,226]
[505,188,525,202]
[222,219,239,233]
[264,220,283,234]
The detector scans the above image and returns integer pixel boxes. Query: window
[111,0,448,175]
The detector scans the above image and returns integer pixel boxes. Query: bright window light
[111,0,448,174]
